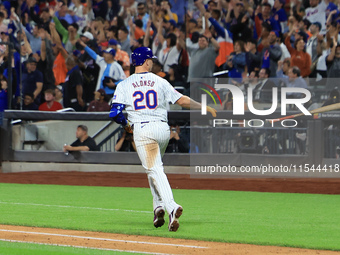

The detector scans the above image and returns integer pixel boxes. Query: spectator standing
[78,39,126,97]
[224,41,247,84]
[0,76,7,113]
[135,2,149,31]
[158,33,181,73]
[63,125,99,152]
[169,0,187,24]
[51,6,80,54]
[285,25,312,77]
[254,2,281,39]
[63,56,85,111]
[165,64,185,87]
[49,22,68,86]
[226,1,252,42]
[118,26,131,55]
[28,5,51,33]
[245,39,261,73]
[273,0,288,32]
[38,89,63,111]
[22,22,41,54]
[77,34,100,104]
[22,57,43,104]
[304,0,329,34]
[108,39,130,77]
[55,2,79,25]
[186,33,220,82]
[92,0,108,20]
[306,22,323,78]
[326,37,340,89]
[246,31,282,78]
[38,28,56,90]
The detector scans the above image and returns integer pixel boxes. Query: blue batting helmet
[131,47,157,66]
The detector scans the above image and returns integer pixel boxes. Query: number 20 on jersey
[133,90,158,110]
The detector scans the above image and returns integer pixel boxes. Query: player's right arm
[176,95,217,117]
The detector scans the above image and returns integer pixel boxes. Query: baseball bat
[272,102,340,122]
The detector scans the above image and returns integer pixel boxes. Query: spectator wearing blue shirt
[224,41,247,84]
[18,20,42,53]
[254,3,281,40]
[169,0,187,24]
[55,3,80,25]
[0,76,7,113]
[136,3,149,31]
[22,57,43,105]
[92,0,108,20]
[273,0,288,32]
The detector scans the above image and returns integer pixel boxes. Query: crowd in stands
[0,0,340,113]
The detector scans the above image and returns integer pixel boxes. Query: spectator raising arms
[77,38,126,97]
[285,25,312,78]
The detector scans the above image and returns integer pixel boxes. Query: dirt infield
[0,225,339,255]
[1,171,340,194]
[1,170,340,254]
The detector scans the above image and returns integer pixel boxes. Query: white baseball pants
[133,121,180,214]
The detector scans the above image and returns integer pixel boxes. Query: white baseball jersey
[111,72,182,124]
[305,0,327,34]
[112,71,183,215]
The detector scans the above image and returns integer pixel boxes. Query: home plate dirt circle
[0,225,339,255]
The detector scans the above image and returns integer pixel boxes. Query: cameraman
[166,121,189,153]
[115,130,136,152]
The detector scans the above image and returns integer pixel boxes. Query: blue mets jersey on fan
[111,72,182,123]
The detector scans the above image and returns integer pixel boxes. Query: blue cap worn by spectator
[312,22,322,31]
[108,39,118,46]
[73,50,81,58]
[270,30,280,37]
[279,0,286,5]
[102,48,116,57]
[169,19,177,27]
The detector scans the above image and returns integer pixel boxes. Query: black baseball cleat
[168,206,183,232]
[153,206,165,228]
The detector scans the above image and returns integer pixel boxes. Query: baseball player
[109,47,216,232]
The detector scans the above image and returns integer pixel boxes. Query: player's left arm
[109,103,133,133]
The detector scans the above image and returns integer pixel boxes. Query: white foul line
[0,201,152,214]
[0,238,174,255]
[0,229,208,249]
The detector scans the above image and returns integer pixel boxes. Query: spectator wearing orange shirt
[108,39,130,77]
[285,25,312,78]
[38,89,63,111]
[49,22,68,85]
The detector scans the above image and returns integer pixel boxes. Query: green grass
[0,240,146,255]
[0,183,340,250]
